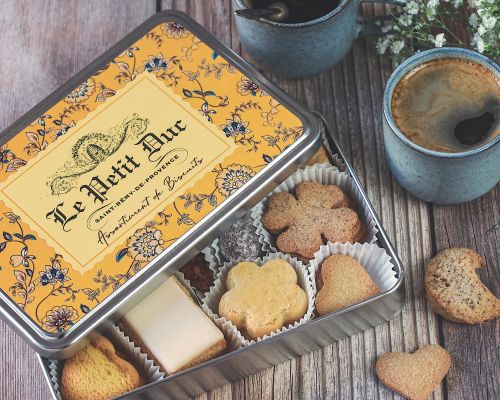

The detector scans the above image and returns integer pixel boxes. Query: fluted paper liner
[310,123,346,171]
[251,165,378,258]
[203,252,315,346]
[174,246,217,301]
[47,324,164,399]
[308,242,399,296]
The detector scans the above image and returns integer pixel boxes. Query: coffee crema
[391,57,499,153]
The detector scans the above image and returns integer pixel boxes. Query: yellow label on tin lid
[0,74,237,273]
[0,21,303,333]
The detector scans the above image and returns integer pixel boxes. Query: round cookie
[219,216,262,261]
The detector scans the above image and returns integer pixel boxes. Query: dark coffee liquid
[249,0,341,23]
[391,58,499,153]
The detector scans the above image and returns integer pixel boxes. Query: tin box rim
[0,10,321,359]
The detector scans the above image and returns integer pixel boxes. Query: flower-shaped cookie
[218,259,308,340]
[262,181,362,260]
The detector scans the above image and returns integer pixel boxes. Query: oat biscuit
[376,344,451,400]
[315,254,379,315]
[425,247,500,324]
[219,216,262,261]
[262,181,361,260]
[218,259,308,340]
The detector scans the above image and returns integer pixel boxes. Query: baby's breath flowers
[376,0,499,64]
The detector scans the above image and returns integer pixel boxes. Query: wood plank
[0,1,156,399]
[432,186,500,400]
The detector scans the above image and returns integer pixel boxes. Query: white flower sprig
[376,0,499,64]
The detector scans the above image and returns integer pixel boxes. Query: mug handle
[357,0,405,37]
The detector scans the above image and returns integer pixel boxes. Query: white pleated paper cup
[47,324,165,399]
[202,252,315,346]
[107,324,166,382]
[174,248,218,300]
[203,305,245,351]
[308,242,399,295]
[321,123,347,172]
[176,272,244,353]
[251,165,378,258]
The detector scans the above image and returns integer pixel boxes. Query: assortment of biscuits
[55,161,387,399]
[56,151,497,400]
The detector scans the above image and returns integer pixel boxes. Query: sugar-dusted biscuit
[376,344,451,400]
[425,248,500,324]
[315,254,379,315]
[219,216,262,261]
[219,259,308,340]
[262,181,361,260]
[61,336,140,400]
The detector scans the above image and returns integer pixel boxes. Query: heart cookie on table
[218,259,308,340]
[315,254,379,315]
[376,344,451,400]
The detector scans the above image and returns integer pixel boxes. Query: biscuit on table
[262,181,362,260]
[61,336,140,400]
[314,254,379,315]
[425,247,500,324]
[376,344,451,400]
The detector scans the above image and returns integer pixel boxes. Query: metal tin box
[0,10,404,400]
[0,11,320,359]
[38,117,405,400]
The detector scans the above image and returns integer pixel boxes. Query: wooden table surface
[0,1,498,399]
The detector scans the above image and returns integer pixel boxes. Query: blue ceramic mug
[383,47,500,205]
[233,0,404,78]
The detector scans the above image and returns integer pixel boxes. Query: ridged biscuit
[425,248,500,324]
[376,344,451,400]
[219,259,308,340]
[315,254,379,315]
[262,181,361,260]
[61,336,140,400]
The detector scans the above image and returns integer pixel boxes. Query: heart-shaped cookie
[315,254,379,315]
[376,344,451,400]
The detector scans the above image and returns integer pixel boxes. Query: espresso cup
[233,0,404,78]
[383,47,500,204]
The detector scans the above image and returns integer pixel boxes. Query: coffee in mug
[391,57,499,153]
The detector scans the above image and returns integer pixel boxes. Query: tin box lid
[0,11,320,357]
